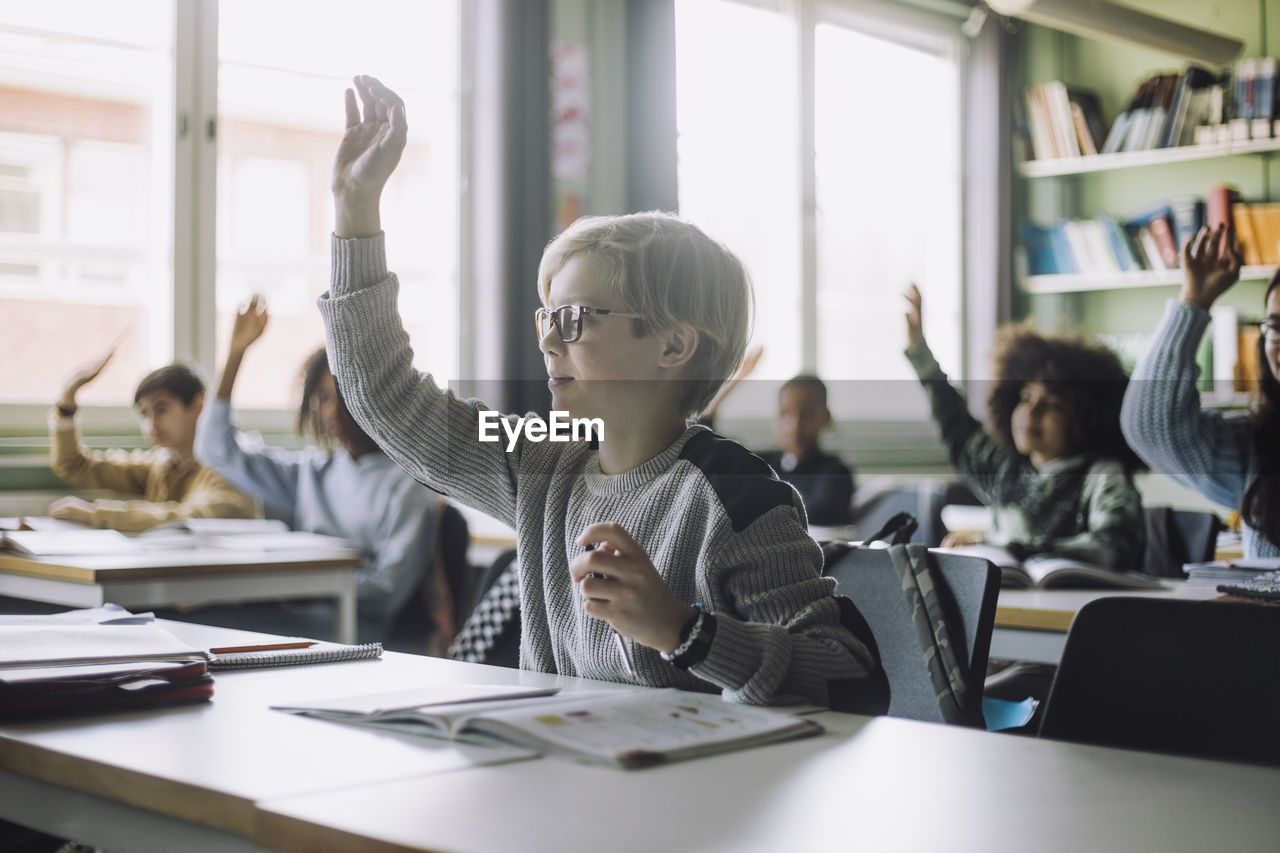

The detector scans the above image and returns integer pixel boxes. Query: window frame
[0,0,470,446]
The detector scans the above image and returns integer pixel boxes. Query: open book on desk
[937,544,1167,590]
[274,686,823,769]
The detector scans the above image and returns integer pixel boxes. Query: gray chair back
[824,546,1000,723]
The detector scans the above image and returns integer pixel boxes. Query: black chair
[1038,596,1280,765]
[386,501,473,655]
[823,544,1001,723]
[1141,506,1223,578]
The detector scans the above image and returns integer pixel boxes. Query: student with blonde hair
[317,75,872,707]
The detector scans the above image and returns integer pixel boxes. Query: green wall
[1018,0,1279,339]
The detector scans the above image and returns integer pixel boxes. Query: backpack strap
[864,511,919,546]
[887,543,982,726]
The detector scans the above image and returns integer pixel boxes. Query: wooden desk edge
[0,736,256,836]
[994,604,1075,632]
[256,807,411,853]
[0,552,361,583]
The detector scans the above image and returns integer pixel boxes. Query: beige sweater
[50,414,257,532]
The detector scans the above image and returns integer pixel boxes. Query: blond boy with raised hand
[318,75,872,706]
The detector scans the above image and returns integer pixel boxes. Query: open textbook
[273,685,823,769]
[937,544,1167,590]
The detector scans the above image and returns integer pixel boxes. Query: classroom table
[0,546,362,643]
[2,620,1279,853]
[991,581,1225,664]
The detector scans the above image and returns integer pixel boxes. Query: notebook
[208,641,383,671]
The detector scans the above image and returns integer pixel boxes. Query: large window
[676,0,964,422]
[0,1,460,424]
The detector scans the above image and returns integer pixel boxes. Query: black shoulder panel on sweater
[680,430,797,532]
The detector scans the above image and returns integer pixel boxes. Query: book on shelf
[936,544,1167,590]
[1208,183,1242,254]
[273,686,824,769]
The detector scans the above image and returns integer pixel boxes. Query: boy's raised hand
[1181,224,1242,311]
[59,346,117,410]
[570,522,698,654]
[332,74,407,238]
[229,294,269,355]
[904,283,925,353]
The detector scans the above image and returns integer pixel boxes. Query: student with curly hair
[904,284,1145,570]
[1122,224,1280,558]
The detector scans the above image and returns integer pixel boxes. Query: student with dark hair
[195,295,445,645]
[904,284,1145,570]
[1122,224,1280,558]
[698,350,855,526]
[47,351,256,531]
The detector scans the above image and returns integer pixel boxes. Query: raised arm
[196,295,302,519]
[1121,225,1254,510]
[318,76,522,526]
[904,284,1004,505]
[216,294,269,400]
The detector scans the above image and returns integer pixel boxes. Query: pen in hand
[583,542,637,679]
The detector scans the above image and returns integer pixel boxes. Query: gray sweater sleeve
[1120,299,1254,511]
[692,509,874,706]
[317,233,523,527]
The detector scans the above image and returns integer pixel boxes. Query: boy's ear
[189,392,205,416]
[658,323,700,369]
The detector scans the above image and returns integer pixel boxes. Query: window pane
[814,23,962,418]
[0,2,174,407]
[675,0,801,389]
[216,0,460,408]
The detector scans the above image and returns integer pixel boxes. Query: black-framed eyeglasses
[535,304,641,343]
[1258,321,1280,342]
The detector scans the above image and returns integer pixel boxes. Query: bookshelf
[1013,1,1279,344]
[1018,137,1280,178]
[1023,264,1278,295]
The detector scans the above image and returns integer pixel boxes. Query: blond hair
[537,212,752,416]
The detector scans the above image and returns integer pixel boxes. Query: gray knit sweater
[1122,300,1279,558]
[318,234,872,706]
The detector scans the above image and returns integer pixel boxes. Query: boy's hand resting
[904,283,925,354]
[47,496,95,526]
[229,294,269,355]
[1180,223,1242,311]
[570,522,698,654]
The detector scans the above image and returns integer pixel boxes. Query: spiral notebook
[208,641,383,671]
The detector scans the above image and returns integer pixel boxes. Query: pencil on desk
[208,641,316,655]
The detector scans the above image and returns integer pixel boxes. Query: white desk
[255,703,1280,853]
[0,547,361,643]
[2,621,1279,853]
[992,581,1226,664]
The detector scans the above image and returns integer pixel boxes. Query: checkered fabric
[448,561,520,663]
